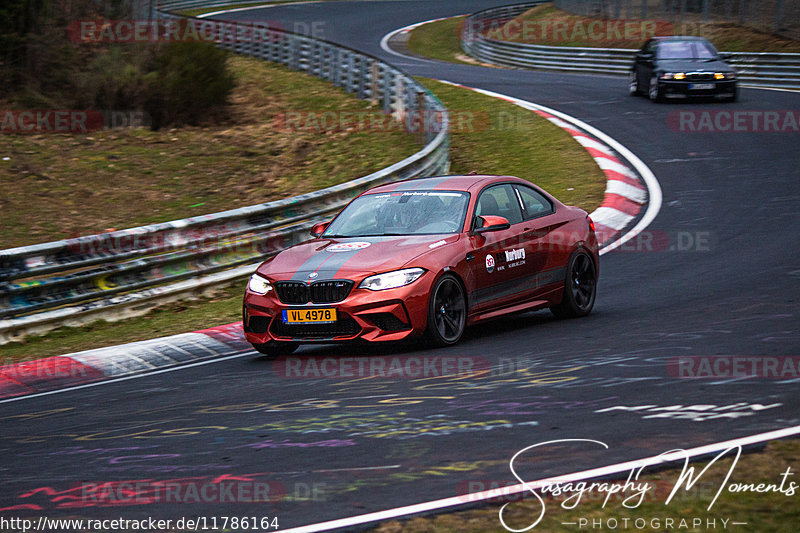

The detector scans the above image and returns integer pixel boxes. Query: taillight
[588,216,596,233]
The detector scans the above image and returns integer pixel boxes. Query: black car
[629,36,737,102]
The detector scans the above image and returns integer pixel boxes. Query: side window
[476,184,523,225]
[515,185,553,220]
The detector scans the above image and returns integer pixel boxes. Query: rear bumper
[242,273,434,345]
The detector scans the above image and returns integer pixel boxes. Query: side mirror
[472,215,510,234]
[311,221,330,238]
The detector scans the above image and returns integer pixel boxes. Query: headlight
[660,72,685,80]
[359,268,425,291]
[715,72,735,80]
[248,273,272,295]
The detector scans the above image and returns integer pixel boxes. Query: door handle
[465,253,474,262]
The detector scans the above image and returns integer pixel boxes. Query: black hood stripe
[290,239,380,281]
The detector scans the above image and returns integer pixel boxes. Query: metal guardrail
[462,1,800,89]
[0,2,450,343]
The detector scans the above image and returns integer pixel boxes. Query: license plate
[282,308,337,324]
[689,83,715,90]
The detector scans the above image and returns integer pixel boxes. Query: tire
[425,273,467,347]
[628,70,640,96]
[251,341,299,357]
[550,250,597,319]
[649,75,663,103]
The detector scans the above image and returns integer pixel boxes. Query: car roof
[366,174,528,195]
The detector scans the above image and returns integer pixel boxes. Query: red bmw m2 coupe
[243,175,598,355]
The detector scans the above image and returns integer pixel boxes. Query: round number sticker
[485,254,495,273]
[326,241,371,253]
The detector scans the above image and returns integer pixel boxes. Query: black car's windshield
[323,190,469,237]
[657,40,717,60]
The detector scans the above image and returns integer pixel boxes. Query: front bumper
[660,79,737,98]
[243,273,434,344]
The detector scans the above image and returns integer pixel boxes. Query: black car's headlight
[359,268,425,291]
[714,72,736,80]
[248,273,273,295]
[660,72,686,80]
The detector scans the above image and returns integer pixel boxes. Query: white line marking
[279,425,800,532]
[434,80,663,255]
[0,352,251,405]
[197,1,322,19]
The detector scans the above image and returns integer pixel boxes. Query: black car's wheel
[252,341,299,357]
[425,273,466,347]
[628,70,640,96]
[551,250,597,319]
[649,75,663,102]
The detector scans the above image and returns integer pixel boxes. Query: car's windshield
[323,190,469,237]
[657,40,717,60]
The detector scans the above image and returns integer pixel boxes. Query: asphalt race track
[1,1,799,531]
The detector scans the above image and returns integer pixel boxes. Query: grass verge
[371,438,800,532]
[1,79,605,361]
[406,3,800,63]
[499,4,800,52]
[405,16,475,65]
[0,54,418,249]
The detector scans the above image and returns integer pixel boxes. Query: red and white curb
[0,322,249,401]
[435,80,661,255]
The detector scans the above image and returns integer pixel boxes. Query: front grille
[275,280,353,304]
[687,72,714,81]
[275,282,308,304]
[270,312,361,339]
[310,280,353,303]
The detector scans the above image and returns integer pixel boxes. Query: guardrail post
[370,61,380,106]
